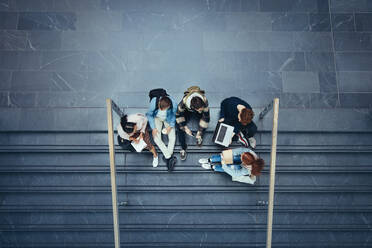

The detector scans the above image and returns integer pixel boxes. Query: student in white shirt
[117,114,158,167]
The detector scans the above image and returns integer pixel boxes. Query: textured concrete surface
[1,0,372,247]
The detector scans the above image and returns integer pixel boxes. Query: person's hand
[166,126,172,134]
[229,132,235,145]
[133,138,140,144]
[184,126,193,136]
[152,128,158,138]
[196,131,202,146]
[195,131,202,140]
[219,118,224,122]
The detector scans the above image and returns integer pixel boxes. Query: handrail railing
[106,98,279,248]
[266,98,279,248]
[106,99,121,248]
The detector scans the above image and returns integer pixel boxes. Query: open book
[131,138,147,152]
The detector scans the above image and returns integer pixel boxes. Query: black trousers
[177,111,203,150]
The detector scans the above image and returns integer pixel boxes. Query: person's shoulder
[117,123,123,130]
[127,113,136,119]
[232,147,250,153]
[148,98,157,110]
[131,113,145,120]
[169,96,177,104]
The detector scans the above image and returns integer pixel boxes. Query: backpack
[149,88,171,110]
[183,86,205,97]
[182,86,206,108]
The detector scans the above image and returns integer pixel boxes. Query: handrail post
[266,98,279,248]
[106,98,121,248]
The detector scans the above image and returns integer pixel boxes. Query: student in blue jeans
[199,147,264,185]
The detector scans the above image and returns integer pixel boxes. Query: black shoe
[167,156,177,172]
[162,155,169,164]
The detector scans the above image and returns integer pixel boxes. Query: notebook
[131,138,147,152]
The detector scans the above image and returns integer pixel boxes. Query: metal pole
[106,98,121,248]
[266,98,279,248]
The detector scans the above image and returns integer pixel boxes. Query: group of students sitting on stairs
[117,86,265,185]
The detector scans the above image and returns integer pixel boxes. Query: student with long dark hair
[198,147,264,185]
[117,113,158,167]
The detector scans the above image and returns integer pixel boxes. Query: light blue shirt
[222,147,258,184]
[221,164,256,184]
[156,108,167,121]
[146,97,177,129]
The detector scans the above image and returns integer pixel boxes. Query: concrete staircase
[1,106,372,247]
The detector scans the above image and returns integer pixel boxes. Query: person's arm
[168,98,177,127]
[236,174,256,185]
[221,164,241,178]
[232,147,253,156]
[139,115,147,133]
[225,165,256,185]
[117,124,130,140]
[176,101,187,129]
[219,98,227,119]
[198,98,210,134]
[146,98,157,130]
[233,124,240,134]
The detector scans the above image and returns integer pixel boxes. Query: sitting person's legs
[164,121,176,156]
[210,154,222,163]
[153,117,171,159]
[143,128,156,154]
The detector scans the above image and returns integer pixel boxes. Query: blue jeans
[210,154,241,172]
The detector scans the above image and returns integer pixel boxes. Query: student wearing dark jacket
[218,97,257,148]
[176,86,210,160]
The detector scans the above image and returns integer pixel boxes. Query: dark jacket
[220,97,252,134]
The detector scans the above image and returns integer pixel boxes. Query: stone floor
[1,0,372,247]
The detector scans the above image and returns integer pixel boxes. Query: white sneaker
[248,137,256,149]
[152,156,159,167]
[201,163,211,170]
[198,158,209,164]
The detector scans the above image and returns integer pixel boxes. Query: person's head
[238,108,254,126]
[158,96,172,111]
[190,97,205,112]
[120,115,136,134]
[241,152,265,176]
